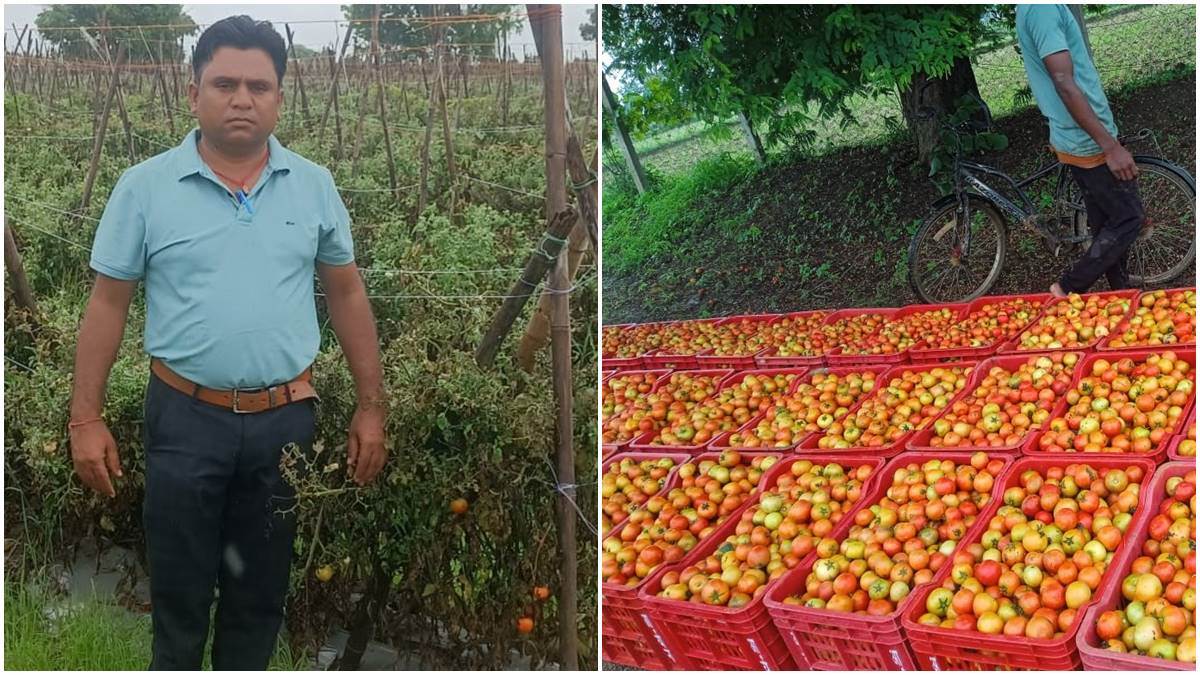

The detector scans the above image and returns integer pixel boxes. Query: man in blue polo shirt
[1016,4,1143,296]
[68,16,386,669]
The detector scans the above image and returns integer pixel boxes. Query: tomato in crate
[797,362,977,458]
[712,366,888,453]
[998,289,1137,353]
[637,455,886,670]
[906,351,1083,454]
[908,293,1050,363]
[1100,287,1196,351]
[1029,348,1194,462]
[601,369,671,454]
[1076,462,1195,670]
[763,451,1014,670]
[602,451,784,668]
[901,455,1158,670]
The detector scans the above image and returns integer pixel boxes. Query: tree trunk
[898,55,985,166]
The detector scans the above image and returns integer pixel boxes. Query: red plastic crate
[901,454,1159,671]
[694,314,786,367]
[997,289,1139,354]
[905,352,1086,455]
[709,365,892,454]
[1025,347,1196,463]
[1167,403,1194,461]
[601,451,695,670]
[796,360,980,458]
[638,318,727,370]
[827,302,967,366]
[636,453,889,670]
[1076,461,1194,671]
[625,368,739,454]
[602,323,646,369]
[822,307,910,366]
[755,310,836,368]
[763,451,1015,670]
[1097,286,1197,353]
[908,293,1052,363]
[600,369,672,455]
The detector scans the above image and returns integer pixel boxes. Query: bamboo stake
[416,6,444,222]
[370,6,399,201]
[79,45,126,219]
[474,209,576,367]
[529,5,578,670]
[319,23,354,146]
[4,218,39,318]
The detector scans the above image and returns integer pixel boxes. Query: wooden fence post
[4,218,39,318]
[79,45,126,219]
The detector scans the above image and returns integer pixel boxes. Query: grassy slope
[603,7,1196,324]
[4,582,308,670]
[624,4,1195,176]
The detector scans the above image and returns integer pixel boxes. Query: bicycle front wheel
[1069,157,1196,286]
[907,196,1008,304]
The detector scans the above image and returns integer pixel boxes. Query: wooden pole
[602,76,648,194]
[416,5,443,221]
[474,209,576,367]
[4,218,39,318]
[528,4,578,670]
[319,23,354,146]
[436,45,458,221]
[156,43,175,135]
[370,6,399,201]
[737,111,766,166]
[79,45,126,219]
[285,24,311,127]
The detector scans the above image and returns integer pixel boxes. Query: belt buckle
[232,389,252,414]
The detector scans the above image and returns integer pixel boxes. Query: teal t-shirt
[1015,4,1117,156]
[89,129,355,390]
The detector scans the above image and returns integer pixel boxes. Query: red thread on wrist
[68,417,103,430]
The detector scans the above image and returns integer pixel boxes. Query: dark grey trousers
[142,372,314,670]
[1061,164,1145,293]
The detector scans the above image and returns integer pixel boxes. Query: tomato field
[4,7,597,669]
[601,288,1195,670]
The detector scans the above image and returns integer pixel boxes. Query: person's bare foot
[1050,282,1067,298]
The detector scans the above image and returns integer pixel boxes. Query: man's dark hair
[192,15,287,84]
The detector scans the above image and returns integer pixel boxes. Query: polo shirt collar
[174,128,292,182]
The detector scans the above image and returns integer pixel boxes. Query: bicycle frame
[956,159,1070,224]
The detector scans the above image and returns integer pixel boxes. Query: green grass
[4,581,310,670]
[622,3,1196,175]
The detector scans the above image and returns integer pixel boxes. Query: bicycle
[906,93,1195,304]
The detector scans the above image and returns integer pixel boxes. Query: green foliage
[34,4,197,62]
[580,7,596,41]
[603,153,755,274]
[3,580,309,670]
[927,94,1009,191]
[603,4,988,144]
[5,58,596,668]
[340,4,518,60]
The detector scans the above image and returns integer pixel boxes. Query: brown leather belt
[151,358,317,414]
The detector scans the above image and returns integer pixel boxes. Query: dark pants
[1060,164,1145,293]
[142,372,314,670]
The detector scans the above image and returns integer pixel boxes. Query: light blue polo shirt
[1016,4,1117,156]
[90,128,355,390]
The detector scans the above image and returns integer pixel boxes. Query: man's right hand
[1105,144,1138,182]
[70,421,122,497]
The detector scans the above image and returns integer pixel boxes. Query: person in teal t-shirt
[68,16,387,670]
[1016,4,1143,296]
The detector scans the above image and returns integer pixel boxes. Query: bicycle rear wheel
[907,196,1008,304]
[1067,157,1196,286]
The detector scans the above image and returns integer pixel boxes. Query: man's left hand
[347,404,387,485]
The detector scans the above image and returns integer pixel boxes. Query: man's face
[188,46,283,150]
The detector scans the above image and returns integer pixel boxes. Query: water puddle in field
[44,538,543,670]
